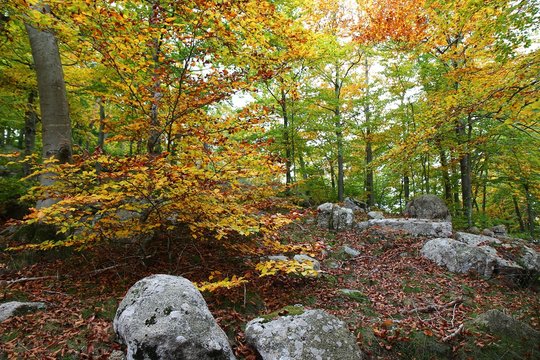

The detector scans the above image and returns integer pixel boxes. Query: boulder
[421,238,498,277]
[482,228,495,237]
[317,203,354,231]
[113,274,235,360]
[404,194,451,221]
[521,246,540,272]
[341,245,361,258]
[367,211,384,220]
[267,255,288,262]
[293,254,321,272]
[343,198,367,213]
[245,309,364,360]
[455,232,501,247]
[421,238,524,279]
[368,218,453,238]
[491,225,508,237]
[472,309,540,342]
[0,301,46,322]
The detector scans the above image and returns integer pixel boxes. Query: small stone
[367,211,384,220]
[0,301,46,322]
[482,228,495,237]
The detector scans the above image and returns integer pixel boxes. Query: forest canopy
[0,0,539,248]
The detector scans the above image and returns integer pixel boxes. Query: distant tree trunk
[403,174,410,203]
[147,0,162,155]
[280,89,292,188]
[439,149,452,203]
[328,158,336,193]
[298,151,308,180]
[97,98,106,151]
[457,115,472,227]
[523,183,536,237]
[25,6,72,208]
[364,59,374,207]
[23,89,38,176]
[512,195,525,232]
[334,71,344,201]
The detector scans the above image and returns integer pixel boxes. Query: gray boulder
[368,218,453,238]
[317,203,354,231]
[421,238,498,277]
[245,309,364,360]
[473,309,540,341]
[405,194,451,221]
[455,232,501,247]
[113,274,235,360]
[491,225,508,237]
[421,238,524,278]
[521,246,540,272]
[0,301,46,322]
[343,198,367,213]
[482,228,495,237]
[293,254,321,272]
[341,245,361,258]
[367,211,384,220]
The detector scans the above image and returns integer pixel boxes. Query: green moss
[395,330,452,360]
[259,305,305,322]
[339,289,369,303]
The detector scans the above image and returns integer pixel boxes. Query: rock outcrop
[317,203,354,231]
[113,274,236,360]
[404,194,451,221]
[0,301,46,322]
[421,238,527,279]
[245,309,364,360]
[368,219,453,238]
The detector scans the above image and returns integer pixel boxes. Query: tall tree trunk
[334,77,344,202]
[23,89,38,176]
[328,159,336,193]
[97,97,106,152]
[512,195,525,232]
[403,174,410,203]
[364,58,374,207]
[147,0,162,155]
[281,89,292,187]
[25,6,72,208]
[523,183,536,237]
[440,148,452,203]
[456,115,472,227]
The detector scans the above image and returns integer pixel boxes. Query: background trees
[0,0,538,239]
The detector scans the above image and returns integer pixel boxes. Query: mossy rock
[457,310,540,359]
[339,289,369,303]
[394,331,452,360]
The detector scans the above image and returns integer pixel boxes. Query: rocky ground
[0,208,539,359]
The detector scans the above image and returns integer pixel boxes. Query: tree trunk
[23,89,38,176]
[523,183,536,238]
[364,58,374,207]
[97,97,106,152]
[512,195,525,232]
[440,149,452,203]
[25,7,72,208]
[147,0,162,155]
[281,89,292,187]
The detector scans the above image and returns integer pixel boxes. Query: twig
[443,323,464,342]
[5,275,58,287]
[402,298,463,315]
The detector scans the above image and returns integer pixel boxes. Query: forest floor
[0,210,539,359]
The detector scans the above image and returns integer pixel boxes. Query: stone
[355,221,370,232]
[421,238,524,279]
[108,350,126,360]
[368,218,453,238]
[521,246,540,272]
[317,203,354,231]
[342,245,361,258]
[293,254,321,271]
[245,309,364,360]
[467,226,481,235]
[113,274,236,360]
[0,301,46,322]
[455,232,501,247]
[421,238,498,277]
[473,309,540,342]
[482,228,495,237]
[267,255,289,262]
[491,225,507,237]
[404,194,451,221]
[367,211,384,220]
[343,197,367,213]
